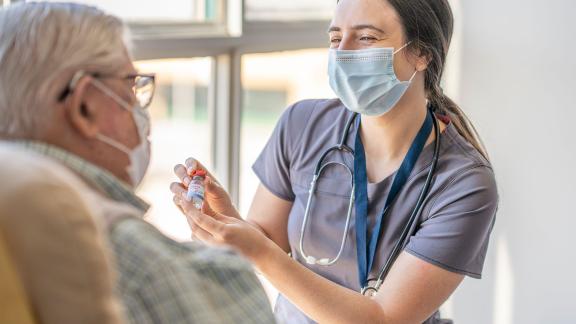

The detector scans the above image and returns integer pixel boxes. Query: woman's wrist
[250,235,283,271]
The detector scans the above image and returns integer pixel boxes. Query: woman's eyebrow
[327,24,386,34]
[351,24,386,33]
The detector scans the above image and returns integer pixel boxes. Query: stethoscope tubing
[365,112,441,294]
[299,114,358,266]
[298,109,441,296]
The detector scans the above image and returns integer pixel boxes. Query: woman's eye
[360,36,377,41]
[330,38,341,44]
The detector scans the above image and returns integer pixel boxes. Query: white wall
[446,1,576,323]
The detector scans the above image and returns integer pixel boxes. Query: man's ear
[63,76,101,139]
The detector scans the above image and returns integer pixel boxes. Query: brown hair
[387,0,489,160]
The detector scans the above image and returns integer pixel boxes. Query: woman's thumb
[201,201,231,222]
[205,176,228,199]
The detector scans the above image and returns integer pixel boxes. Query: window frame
[129,0,243,40]
[9,0,240,39]
[134,17,329,205]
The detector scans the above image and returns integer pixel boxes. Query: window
[5,0,333,242]
[239,49,334,302]
[3,0,333,303]
[27,0,240,38]
[34,0,221,22]
[246,0,336,21]
[135,58,214,241]
[239,49,335,214]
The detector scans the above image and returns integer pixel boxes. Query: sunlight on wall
[444,0,463,103]
[494,236,514,324]
[439,2,460,316]
[440,297,455,319]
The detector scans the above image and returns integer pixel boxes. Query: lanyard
[353,110,433,288]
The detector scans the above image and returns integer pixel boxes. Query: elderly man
[0,2,274,324]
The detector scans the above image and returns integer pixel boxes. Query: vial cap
[190,169,207,178]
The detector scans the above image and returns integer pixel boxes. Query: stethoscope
[298,108,441,296]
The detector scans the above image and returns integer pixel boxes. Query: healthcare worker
[171,0,498,323]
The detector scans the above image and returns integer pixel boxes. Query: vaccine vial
[186,170,206,210]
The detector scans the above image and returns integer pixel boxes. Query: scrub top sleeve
[405,166,498,279]
[252,101,313,202]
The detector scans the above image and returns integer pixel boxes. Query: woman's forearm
[253,240,386,324]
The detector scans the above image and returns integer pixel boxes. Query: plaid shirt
[17,141,275,324]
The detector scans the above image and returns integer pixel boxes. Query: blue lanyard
[353,110,433,288]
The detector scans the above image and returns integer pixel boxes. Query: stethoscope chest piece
[361,286,378,297]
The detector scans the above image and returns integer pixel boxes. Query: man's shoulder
[110,218,253,272]
[109,218,275,324]
[109,219,264,304]
[109,218,187,262]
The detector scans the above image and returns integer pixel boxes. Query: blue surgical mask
[328,44,417,116]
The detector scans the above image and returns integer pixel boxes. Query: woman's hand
[172,189,272,262]
[170,157,272,260]
[171,158,241,220]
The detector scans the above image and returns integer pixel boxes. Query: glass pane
[136,58,213,241]
[239,49,335,215]
[31,0,221,23]
[246,0,335,21]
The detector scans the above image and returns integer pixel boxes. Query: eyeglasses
[59,72,156,109]
[129,73,156,109]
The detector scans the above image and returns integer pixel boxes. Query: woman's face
[329,0,421,80]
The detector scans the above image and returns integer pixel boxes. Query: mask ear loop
[91,78,148,152]
[393,41,412,55]
[90,79,133,112]
[95,133,131,154]
[394,42,418,82]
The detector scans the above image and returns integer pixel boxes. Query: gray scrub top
[252,99,498,324]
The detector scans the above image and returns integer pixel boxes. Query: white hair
[0,2,132,137]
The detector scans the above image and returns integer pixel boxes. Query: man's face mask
[90,78,151,188]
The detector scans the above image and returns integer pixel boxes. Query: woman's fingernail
[183,177,191,186]
[191,158,198,166]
